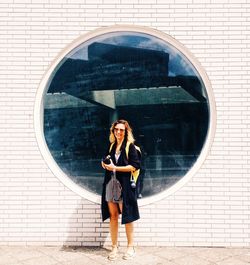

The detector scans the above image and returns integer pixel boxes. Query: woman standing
[101,119,140,261]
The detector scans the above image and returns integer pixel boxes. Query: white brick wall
[0,0,249,247]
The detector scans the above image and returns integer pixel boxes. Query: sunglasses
[114,128,125,132]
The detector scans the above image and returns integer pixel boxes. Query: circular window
[35,26,215,205]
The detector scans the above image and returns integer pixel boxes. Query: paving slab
[0,246,249,265]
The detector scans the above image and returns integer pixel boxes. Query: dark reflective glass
[43,31,209,197]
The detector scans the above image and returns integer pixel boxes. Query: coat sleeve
[103,143,113,159]
[128,143,141,170]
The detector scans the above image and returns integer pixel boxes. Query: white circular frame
[34,25,216,206]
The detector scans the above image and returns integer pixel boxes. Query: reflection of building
[45,42,209,196]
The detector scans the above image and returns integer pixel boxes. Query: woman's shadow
[61,198,111,259]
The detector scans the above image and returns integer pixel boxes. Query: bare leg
[123,222,136,259]
[108,202,120,247]
[119,203,135,259]
[107,202,120,260]
[118,203,134,247]
[125,222,134,247]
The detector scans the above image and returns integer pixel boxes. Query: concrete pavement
[0,245,250,265]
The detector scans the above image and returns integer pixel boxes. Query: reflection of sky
[68,32,197,77]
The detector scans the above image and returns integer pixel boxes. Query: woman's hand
[102,160,135,173]
[103,160,117,172]
[101,161,106,169]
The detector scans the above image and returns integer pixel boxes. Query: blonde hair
[109,119,135,144]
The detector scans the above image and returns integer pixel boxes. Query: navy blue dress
[101,140,141,224]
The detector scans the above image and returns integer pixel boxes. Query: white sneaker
[123,247,135,260]
[108,246,118,261]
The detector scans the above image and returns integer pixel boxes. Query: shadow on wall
[63,198,139,248]
[63,199,110,247]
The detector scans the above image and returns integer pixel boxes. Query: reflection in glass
[44,32,209,197]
